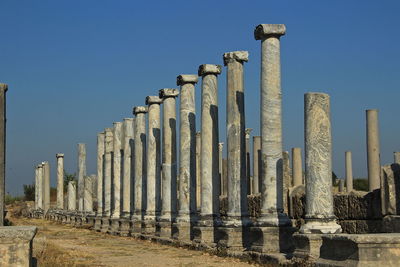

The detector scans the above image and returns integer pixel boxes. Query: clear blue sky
[1,0,399,195]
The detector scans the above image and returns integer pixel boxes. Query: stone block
[0,226,37,267]
[381,164,400,216]
[288,185,305,219]
[334,194,349,219]
[250,226,295,254]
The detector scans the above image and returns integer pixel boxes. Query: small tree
[64,171,76,193]
[23,184,35,201]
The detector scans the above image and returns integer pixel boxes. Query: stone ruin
[27,24,400,266]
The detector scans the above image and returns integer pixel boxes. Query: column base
[293,233,323,259]
[256,211,292,227]
[118,217,131,237]
[249,226,296,253]
[172,221,193,242]
[142,218,156,236]
[156,220,172,239]
[100,217,110,233]
[130,215,143,237]
[299,219,342,234]
[86,214,96,227]
[94,216,102,231]
[108,218,120,235]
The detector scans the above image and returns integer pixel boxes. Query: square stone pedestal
[192,226,218,247]
[218,226,249,252]
[293,233,323,259]
[118,217,131,237]
[94,216,102,231]
[130,219,143,237]
[108,218,120,235]
[142,220,156,237]
[156,220,173,239]
[250,226,295,253]
[172,221,192,242]
[0,226,37,267]
[100,217,110,233]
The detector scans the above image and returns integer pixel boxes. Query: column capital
[254,24,286,40]
[223,51,249,65]
[159,88,179,99]
[123,117,134,122]
[196,131,201,137]
[198,64,222,77]
[105,127,113,134]
[218,142,224,151]
[56,153,64,158]
[145,95,163,105]
[0,83,8,92]
[133,106,148,115]
[113,121,122,127]
[177,75,198,86]
[245,128,253,138]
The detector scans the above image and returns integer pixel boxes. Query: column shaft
[218,143,224,195]
[394,152,400,164]
[37,165,43,209]
[34,167,39,209]
[104,128,113,216]
[122,118,134,217]
[292,147,303,187]
[77,143,87,211]
[111,122,122,218]
[43,162,50,213]
[345,151,353,192]
[56,154,64,209]
[245,128,252,194]
[366,109,380,191]
[0,84,6,225]
[96,132,105,216]
[84,175,94,212]
[252,136,261,194]
[196,132,201,211]
[68,181,77,210]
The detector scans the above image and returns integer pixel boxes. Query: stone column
[366,109,381,191]
[339,179,345,193]
[282,151,291,213]
[96,132,105,216]
[0,84,6,225]
[159,88,179,237]
[68,181,77,211]
[132,106,147,232]
[196,132,201,211]
[56,154,64,209]
[144,96,162,233]
[84,175,94,212]
[111,122,122,219]
[37,164,43,210]
[245,128,252,194]
[218,143,224,195]
[122,118,134,217]
[224,51,249,228]
[253,136,261,194]
[292,148,303,187]
[43,161,50,213]
[394,152,400,164]
[195,64,222,244]
[175,75,198,240]
[345,151,353,192]
[300,92,341,234]
[34,166,39,209]
[103,128,113,217]
[254,24,289,226]
[77,143,87,211]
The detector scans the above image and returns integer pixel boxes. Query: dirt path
[10,216,258,267]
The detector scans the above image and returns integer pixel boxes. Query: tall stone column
[158,88,179,237]
[196,132,201,211]
[56,154,64,209]
[43,161,50,213]
[132,106,148,233]
[218,143,224,196]
[339,179,345,193]
[300,92,341,234]
[144,96,162,234]
[84,175,95,212]
[245,128,252,194]
[174,75,198,241]
[77,143,87,211]
[37,164,43,210]
[0,84,6,225]
[394,152,400,164]
[111,122,122,219]
[34,166,39,209]
[366,109,380,191]
[292,148,303,187]
[122,118,134,217]
[254,24,289,226]
[195,64,222,244]
[253,136,261,194]
[96,132,105,216]
[68,181,77,211]
[103,128,113,217]
[345,151,353,192]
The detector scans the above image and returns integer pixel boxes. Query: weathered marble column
[43,161,50,213]
[0,84,6,225]
[144,96,162,231]
[394,152,400,164]
[292,148,303,187]
[133,106,147,229]
[122,118,134,217]
[111,122,122,218]
[159,88,179,229]
[37,164,43,210]
[103,128,114,217]
[253,136,261,194]
[282,151,291,213]
[68,181,77,211]
[56,154,64,209]
[366,109,381,191]
[77,143,87,211]
[300,92,341,234]
[245,128,252,194]
[345,151,353,192]
[218,143,224,195]
[339,179,345,193]
[84,175,95,212]
[197,64,222,237]
[254,24,289,225]
[224,51,249,226]
[34,166,39,209]
[196,132,201,211]
[176,75,198,225]
[96,132,105,216]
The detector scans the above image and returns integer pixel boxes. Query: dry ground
[10,215,258,266]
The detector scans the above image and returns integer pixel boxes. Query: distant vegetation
[5,194,23,205]
[64,171,76,193]
[23,184,35,201]
[353,178,368,191]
